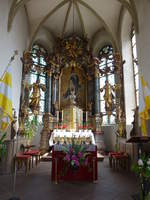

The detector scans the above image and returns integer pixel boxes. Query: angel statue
[29,79,46,115]
[100,80,115,116]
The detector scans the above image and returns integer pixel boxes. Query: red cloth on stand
[51,147,98,182]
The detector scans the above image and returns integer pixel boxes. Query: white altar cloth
[49,129,95,146]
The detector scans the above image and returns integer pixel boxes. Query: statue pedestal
[62,105,83,131]
[40,113,53,153]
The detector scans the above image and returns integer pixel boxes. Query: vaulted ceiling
[8,0,139,51]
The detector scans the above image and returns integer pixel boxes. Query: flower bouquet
[132,154,150,200]
[62,140,90,174]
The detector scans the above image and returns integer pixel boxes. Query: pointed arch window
[30,44,47,121]
[131,28,139,106]
[99,45,116,125]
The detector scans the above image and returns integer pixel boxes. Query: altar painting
[60,66,86,110]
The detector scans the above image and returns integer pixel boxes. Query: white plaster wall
[102,125,117,152]
[135,0,150,144]
[121,11,136,137]
[135,0,150,83]
[0,0,29,124]
[33,27,55,53]
[92,29,115,56]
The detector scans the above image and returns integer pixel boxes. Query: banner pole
[0,50,18,81]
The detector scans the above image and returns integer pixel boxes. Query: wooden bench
[24,150,41,168]
[109,152,130,171]
[14,153,32,175]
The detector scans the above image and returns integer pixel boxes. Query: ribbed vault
[8,0,139,51]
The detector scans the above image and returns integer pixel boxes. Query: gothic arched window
[30,44,47,121]
[131,28,139,106]
[99,45,116,124]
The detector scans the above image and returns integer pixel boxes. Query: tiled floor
[0,157,138,200]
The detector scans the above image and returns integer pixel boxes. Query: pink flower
[85,157,88,166]
[78,152,83,158]
[72,155,78,161]
[64,154,70,162]
[74,159,80,166]
[69,147,73,153]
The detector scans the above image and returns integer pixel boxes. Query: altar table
[49,129,95,146]
[51,145,98,183]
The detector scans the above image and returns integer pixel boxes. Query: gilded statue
[116,106,123,123]
[22,51,33,74]
[117,113,126,137]
[11,109,17,140]
[116,106,126,137]
[29,79,46,114]
[100,80,115,115]
[130,106,139,137]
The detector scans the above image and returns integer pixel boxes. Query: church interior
[0,0,150,200]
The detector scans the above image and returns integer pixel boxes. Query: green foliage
[132,154,150,200]
[145,193,150,200]
[114,143,119,152]
[0,132,7,160]
[0,132,6,145]
[62,139,90,168]
[132,154,150,180]
[24,116,40,140]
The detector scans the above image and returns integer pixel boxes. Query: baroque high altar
[20,35,124,152]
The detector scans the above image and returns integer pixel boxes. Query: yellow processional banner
[139,75,150,136]
[0,66,13,132]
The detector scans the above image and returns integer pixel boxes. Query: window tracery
[131,28,139,106]
[99,45,116,124]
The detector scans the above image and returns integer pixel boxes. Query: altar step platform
[40,152,104,162]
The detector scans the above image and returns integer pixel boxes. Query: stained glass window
[30,44,47,122]
[99,45,116,124]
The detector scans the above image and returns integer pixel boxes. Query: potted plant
[0,132,7,174]
[132,154,150,200]
[62,139,90,175]
[23,116,40,143]
[0,132,7,161]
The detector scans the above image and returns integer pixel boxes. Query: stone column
[94,69,102,134]
[40,113,53,153]
[45,71,52,113]
[94,69,100,114]
[55,76,59,103]
[51,75,55,115]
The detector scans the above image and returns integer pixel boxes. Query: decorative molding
[129,0,139,33]
[8,0,18,32]
[77,0,119,51]
[117,5,125,52]
[8,0,32,32]
[28,0,70,50]
[42,25,56,43]
[7,0,139,45]
[116,0,139,33]
[74,1,86,37]
[24,4,31,35]
[62,1,72,36]
[90,27,105,49]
